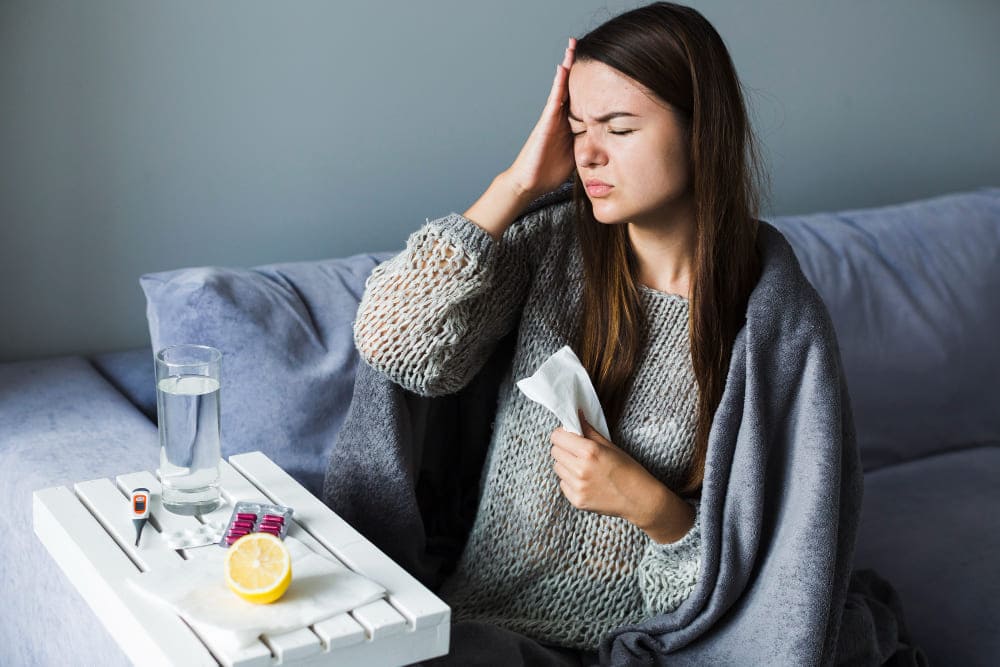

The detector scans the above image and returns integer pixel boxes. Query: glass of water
[155,344,223,516]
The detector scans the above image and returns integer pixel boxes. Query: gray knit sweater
[352,200,702,651]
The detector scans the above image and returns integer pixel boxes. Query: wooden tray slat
[311,612,366,650]
[351,599,409,641]
[262,627,325,663]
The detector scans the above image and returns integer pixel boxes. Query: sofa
[3,186,998,666]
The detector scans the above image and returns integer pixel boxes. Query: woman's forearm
[463,171,537,242]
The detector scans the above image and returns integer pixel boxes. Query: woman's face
[567,59,692,228]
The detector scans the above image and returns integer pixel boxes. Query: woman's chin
[590,204,626,225]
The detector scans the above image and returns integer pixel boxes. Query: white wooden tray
[32,451,450,666]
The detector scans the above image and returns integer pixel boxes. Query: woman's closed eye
[570,129,635,136]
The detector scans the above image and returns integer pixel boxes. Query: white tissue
[126,535,386,651]
[515,345,611,440]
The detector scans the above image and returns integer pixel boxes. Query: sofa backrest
[768,187,1000,471]
[135,187,1000,493]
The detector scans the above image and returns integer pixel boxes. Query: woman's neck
[626,204,697,299]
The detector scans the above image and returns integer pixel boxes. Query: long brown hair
[570,2,768,497]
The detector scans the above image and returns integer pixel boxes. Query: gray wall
[2,1,998,362]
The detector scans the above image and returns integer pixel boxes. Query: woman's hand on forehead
[502,36,578,201]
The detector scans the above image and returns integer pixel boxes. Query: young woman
[353,2,769,663]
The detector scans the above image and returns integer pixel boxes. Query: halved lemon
[224,532,292,604]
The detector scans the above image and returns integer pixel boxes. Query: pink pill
[237,513,257,521]
[263,514,285,524]
[232,520,254,530]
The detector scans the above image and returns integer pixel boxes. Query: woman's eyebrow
[566,110,639,123]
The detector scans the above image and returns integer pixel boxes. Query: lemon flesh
[224,532,292,604]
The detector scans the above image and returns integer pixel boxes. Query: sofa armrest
[0,356,158,667]
[90,347,157,422]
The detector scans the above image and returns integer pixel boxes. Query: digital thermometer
[130,487,150,547]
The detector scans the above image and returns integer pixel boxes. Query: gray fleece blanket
[322,189,926,666]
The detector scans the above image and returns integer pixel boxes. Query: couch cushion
[0,356,158,667]
[854,446,1000,666]
[769,187,1000,471]
[140,251,396,498]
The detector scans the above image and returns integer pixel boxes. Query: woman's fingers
[506,38,579,199]
[562,38,576,70]
[547,38,576,111]
[548,66,567,109]
[551,441,584,477]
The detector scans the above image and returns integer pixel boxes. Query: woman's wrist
[462,172,537,242]
[498,169,540,207]
[629,474,696,545]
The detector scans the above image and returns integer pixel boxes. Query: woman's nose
[575,132,607,167]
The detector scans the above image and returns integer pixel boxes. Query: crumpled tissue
[126,534,386,651]
[515,344,611,440]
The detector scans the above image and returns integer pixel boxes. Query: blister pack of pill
[164,520,227,549]
[219,500,293,547]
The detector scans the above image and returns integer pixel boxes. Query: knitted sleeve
[353,205,560,397]
[637,497,702,616]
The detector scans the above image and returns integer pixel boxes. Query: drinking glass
[155,344,223,515]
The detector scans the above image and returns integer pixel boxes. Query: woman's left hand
[549,409,664,524]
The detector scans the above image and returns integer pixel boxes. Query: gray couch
[3,187,998,666]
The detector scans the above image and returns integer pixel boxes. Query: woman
[348,2,878,665]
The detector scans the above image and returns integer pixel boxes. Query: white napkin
[126,535,386,651]
[515,345,611,440]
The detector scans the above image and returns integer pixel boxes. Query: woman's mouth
[585,183,613,197]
